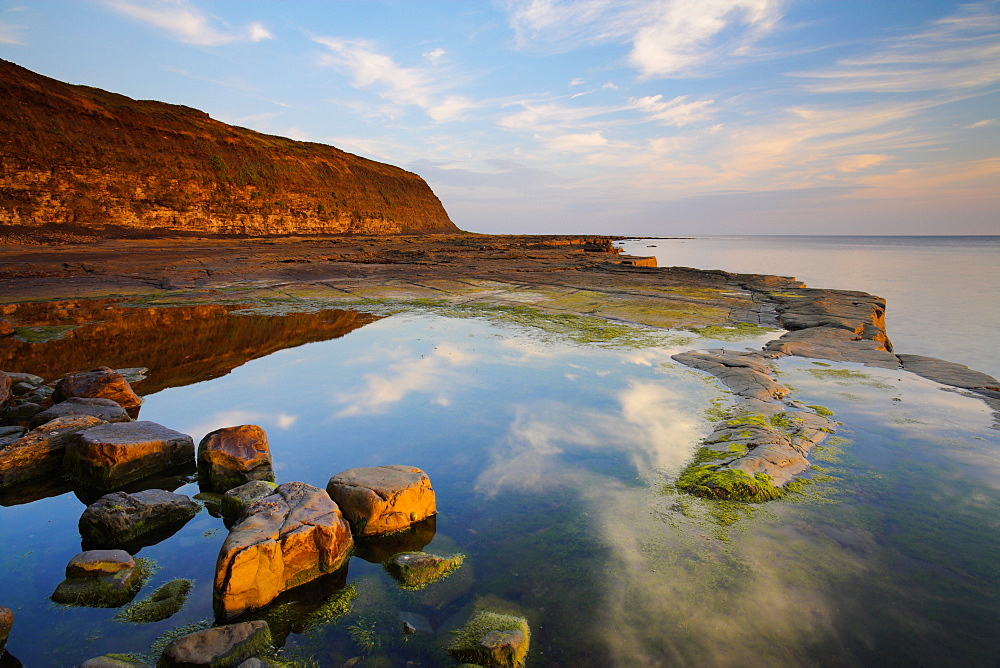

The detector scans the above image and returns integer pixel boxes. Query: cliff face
[0,59,458,237]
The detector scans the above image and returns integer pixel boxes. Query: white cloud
[423,47,446,63]
[569,77,586,86]
[505,0,784,77]
[545,131,609,151]
[314,36,474,122]
[104,0,272,46]
[630,94,715,126]
[0,20,23,45]
[792,1,1000,94]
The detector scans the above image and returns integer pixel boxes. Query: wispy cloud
[104,0,272,46]
[630,94,715,126]
[0,22,22,45]
[314,36,475,122]
[505,0,784,77]
[792,1,1000,94]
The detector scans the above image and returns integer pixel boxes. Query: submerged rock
[0,414,105,489]
[65,421,195,490]
[214,482,353,620]
[384,551,464,590]
[326,465,436,536]
[53,366,142,410]
[448,611,530,668]
[79,655,146,667]
[30,397,131,428]
[197,425,274,493]
[79,489,200,551]
[157,620,273,668]
[50,550,144,608]
[353,515,437,564]
[116,578,193,623]
[671,350,789,402]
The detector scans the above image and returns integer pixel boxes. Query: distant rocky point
[0,59,458,238]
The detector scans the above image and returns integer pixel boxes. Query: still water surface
[1,256,998,666]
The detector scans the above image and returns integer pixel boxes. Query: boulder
[0,371,9,408]
[64,421,195,491]
[198,425,274,492]
[79,489,200,551]
[353,515,436,564]
[51,550,144,608]
[66,549,135,577]
[220,481,278,524]
[0,605,11,654]
[383,551,464,590]
[79,656,146,667]
[0,425,26,448]
[53,366,142,410]
[3,373,44,387]
[214,482,353,620]
[325,465,436,536]
[2,401,45,425]
[158,620,273,667]
[30,397,131,428]
[0,415,105,489]
[0,320,13,337]
[448,611,530,668]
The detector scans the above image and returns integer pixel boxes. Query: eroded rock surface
[0,605,12,653]
[198,425,274,493]
[0,414,104,488]
[79,489,200,550]
[214,482,353,620]
[50,549,143,607]
[65,420,194,490]
[158,620,273,668]
[53,366,142,410]
[326,465,436,536]
[220,480,278,524]
[30,397,131,428]
[672,350,788,402]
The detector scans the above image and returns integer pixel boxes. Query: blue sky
[1,1,997,235]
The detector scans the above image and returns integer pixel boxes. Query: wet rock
[158,620,273,668]
[220,480,278,524]
[399,611,433,636]
[3,373,43,387]
[214,482,353,620]
[672,350,789,401]
[0,371,9,408]
[898,354,1000,398]
[9,383,34,397]
[0,320,12,337]
[448,611,530,668]
[66,549,135,577]
[53,366,142,410]
[353,515,437,564]
[64,421,195,491]
[0,426,26,448]
[763,327,899,368]
[117,578,193,623]
[0,414,105,488]
[79,489,200,551]
[30,397,131,428]
[50,550,143,607]
[1,402,44,426]
[326,465,436,536]
[197,425,274,493]
[0,606,11,653]
[384,551,464,590]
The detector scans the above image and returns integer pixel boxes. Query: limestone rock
[66,549,135,577]
[79,489,200,551]
[51,550,144,607]
[30,397,131,428]
[448,611,530,668]
[0,414,105,488]
[0,605,12,654]
[65,421,195,490]
[214,482,353,620]
[384,551,464,590]
[53,366,142,410]
[198,425,274,493]
[326,465,436,536]
[157,620,273,667]
[220,480,278,524]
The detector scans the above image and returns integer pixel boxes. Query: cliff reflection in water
[0,299,380,394]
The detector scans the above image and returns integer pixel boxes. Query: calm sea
[618,236,1000,379]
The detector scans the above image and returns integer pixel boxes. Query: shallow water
[1,300,998,666]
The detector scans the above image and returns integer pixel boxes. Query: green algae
[807,405,835,417]
[12,325,77,343]
[808,368,895,390]
[448,611,531,668]
[115,578,192,623]
[688,322,777,341]
[383,552,465,591]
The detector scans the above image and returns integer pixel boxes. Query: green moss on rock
[383,551,464,591]
[116,579,193,623]
[676,457,786,503]
[448,611,530,668]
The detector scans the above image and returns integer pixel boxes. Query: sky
[0,0,997,235]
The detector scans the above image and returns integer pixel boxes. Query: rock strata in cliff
[0,59,458,237]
